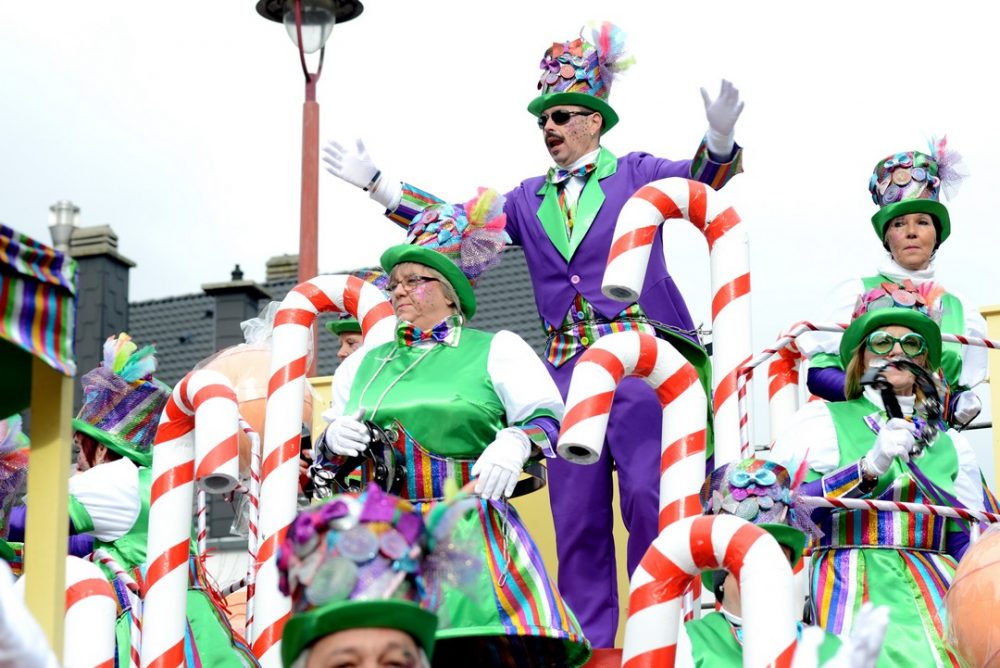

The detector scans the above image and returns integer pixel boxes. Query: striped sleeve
[385,183,445,228]
[689,137,743,190]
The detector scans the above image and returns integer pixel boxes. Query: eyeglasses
[865,330,928,357]
[387,275,439,293]
[537,110,596,129]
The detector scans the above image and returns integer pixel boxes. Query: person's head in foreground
[278,484,478,668]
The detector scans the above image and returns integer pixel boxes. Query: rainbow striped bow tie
[547,162,596,185]
[396,318,458,347]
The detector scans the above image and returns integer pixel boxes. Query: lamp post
[257,0,363,377]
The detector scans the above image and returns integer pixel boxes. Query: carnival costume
[323,22,743,645]
[321,191,590,667]
[67,334,258,667]
[800,140,987,423]
[770,285,996,667]
[680,459,841,666]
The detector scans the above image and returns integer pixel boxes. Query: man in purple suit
[323,22,744,648]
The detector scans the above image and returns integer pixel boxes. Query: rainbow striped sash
[385,421,475,502]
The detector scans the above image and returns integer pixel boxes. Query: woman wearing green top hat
[799,139,986,430]
[318,189,590,667]
[770,282,997,667]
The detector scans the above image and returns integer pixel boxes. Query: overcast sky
[2,1,998,469]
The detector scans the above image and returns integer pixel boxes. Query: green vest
[825,397,958,496]
[346,329,508,458]
[686,612,840,666]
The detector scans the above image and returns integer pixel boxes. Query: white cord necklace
[357,344,439,422]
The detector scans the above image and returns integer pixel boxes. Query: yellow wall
[982,305,1000,486]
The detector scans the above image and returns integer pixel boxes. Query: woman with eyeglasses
[769,283,995,667]
[316,190,591,668]
[798,139,986,430]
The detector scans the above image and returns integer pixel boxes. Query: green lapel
[534,147,618,262]
[536,180,571,261]
[569,147,616,258]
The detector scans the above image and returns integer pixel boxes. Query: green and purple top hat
[72,334,170,468]
[381,188,507,320]
[699,459,819,588]
[527,22,635,133]
[277,484,479,667]
[839,279,944,371]
[868,137,966,245]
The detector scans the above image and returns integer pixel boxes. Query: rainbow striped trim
[0,225,77,377]
[690,138,744,191]
[820,462,865,499]
[388,184,444,228]
[543,295,655,367]
[390,423,475,503]
[478,500,585,644]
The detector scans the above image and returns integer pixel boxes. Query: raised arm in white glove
[700,79,744,159]
[322,407,371,458]
[472,427,531,501]
[321,138,402,210]
[863,418,916,477]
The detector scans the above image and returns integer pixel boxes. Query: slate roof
[129,247,546,388]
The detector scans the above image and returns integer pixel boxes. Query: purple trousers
[549,362,662,648]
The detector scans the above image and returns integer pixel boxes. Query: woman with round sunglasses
[769,282,995,667]
[798,139,986,430]
[317,190,591,667]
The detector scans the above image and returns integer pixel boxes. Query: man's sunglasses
[537,110,596,129]
[865,330,928,358]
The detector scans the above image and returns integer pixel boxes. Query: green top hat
[73,334,170,468]
[839,280,943,371]
[277,485,478,666]
[527,22,634,133]
[868,139,965,245]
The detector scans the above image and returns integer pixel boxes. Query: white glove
[322,407,371,458]
[700,79,744,158]
[951,390,981,429]
[471,428,531,501]
[864,418,916,476]
[322,137,401,209]
[791,604,888,668]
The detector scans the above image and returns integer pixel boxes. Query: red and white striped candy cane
[767,342,803,440]
[603,178,751,464]
[622,515,797,667]
[251,274,395,666]
[803,496,1000,524]
[241,418,262,634]
[64,556,118,668]
[558,331,707,533]
[141,369,240,668]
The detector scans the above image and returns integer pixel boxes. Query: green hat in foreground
[868,139,966,245]
[382,188,508,321]
[73,334,170,468]
[324,317,361,336]
[277,485,479,667]
[527,22,634,133]
[839,280,942,371]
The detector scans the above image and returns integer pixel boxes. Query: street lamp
[255,0,364,285]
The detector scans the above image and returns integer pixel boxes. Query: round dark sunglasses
[865,330,928,357]
[537,110,596,129]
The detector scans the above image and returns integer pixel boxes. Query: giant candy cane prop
[250,274,395,666]
[558,331,707,533]
[603,178,751,463]
[623,515,797,667]
[141,369,241,668]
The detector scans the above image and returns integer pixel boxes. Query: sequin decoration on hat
[528,22,636,132]
[72,333,171,466]
[277,484,479,615]
[405,188,508,285]
[850,279,944,324]
[700,458,820,542]
[0,416,29,534]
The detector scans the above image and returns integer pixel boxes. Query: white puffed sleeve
[767,401,840,475]
[68,458,142,543]
[487,330,564,424]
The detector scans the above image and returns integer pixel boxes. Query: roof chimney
[266,254,299,282]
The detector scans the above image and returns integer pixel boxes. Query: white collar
[863,384,915,417]
[877,256,936,285]
[557,147,602,174]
